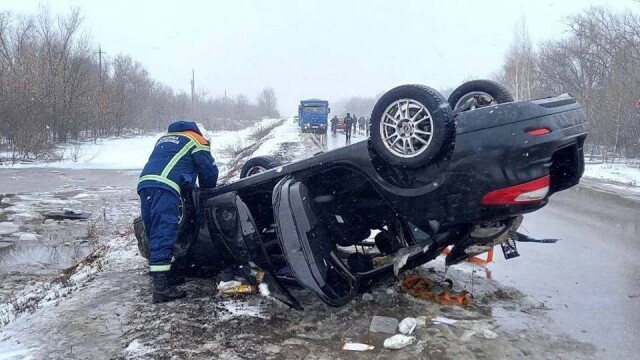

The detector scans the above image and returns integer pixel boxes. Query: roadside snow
[123,339,153,358]
[0,120,276,170]
[252,119,307,158]
[583,162,639,189]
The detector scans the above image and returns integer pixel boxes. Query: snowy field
[0,120,282,171]
[583,162,639,188]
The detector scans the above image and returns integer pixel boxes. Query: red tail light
[481,175,550,205]
[527,128,551,136]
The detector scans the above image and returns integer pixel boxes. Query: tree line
[0,7,279,161]
[493,7,640,162]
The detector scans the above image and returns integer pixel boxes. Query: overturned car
[135,80,588,308]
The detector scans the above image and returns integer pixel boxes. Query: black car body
[135,82,588,307]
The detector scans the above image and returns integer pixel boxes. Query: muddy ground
[0,127,611,359]
[0,176,596,359]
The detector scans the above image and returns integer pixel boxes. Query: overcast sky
[3,0,638,115]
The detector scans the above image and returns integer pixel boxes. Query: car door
[204,191,269,270]
[272,176,358,306]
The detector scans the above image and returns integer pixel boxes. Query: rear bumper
[393,107,587,227]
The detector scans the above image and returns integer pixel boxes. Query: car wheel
[174,192,197,259]
[133,216,149,259]
[448,79,514,112]
[240,156,282,179]
[370,84,454,168]
[133,192,197,260]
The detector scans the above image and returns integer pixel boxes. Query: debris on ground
[42,209,91,220]
[398,317,418,335]
[362,293,374,301]
[258,283,270,297]
[393,245,423,276]
[341,342,375,351]
[383,334,416,350]
[63,239,90,246]
[217,280,242,291]
[401,274,473,306]
[220,284,256,296]
[372,255,392,266]
[369,316,399,334]
[431,316,458,325]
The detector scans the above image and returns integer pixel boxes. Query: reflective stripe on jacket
[138,121,219,196]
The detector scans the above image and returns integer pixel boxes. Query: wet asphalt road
[492,185,640,359]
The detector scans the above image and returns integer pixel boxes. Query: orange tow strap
[401,274,473,307]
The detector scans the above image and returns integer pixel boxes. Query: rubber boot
[151,272,186,303]
[167,267,185,287]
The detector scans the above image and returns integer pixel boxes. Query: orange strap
[401,274,473,306]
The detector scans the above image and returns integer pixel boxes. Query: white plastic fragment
[258,283,270,297]
[398,317,418,335]
[217,280,242,291]
[393,245,422,276]
[342,342,375,351]
[431,316,458,325]
[383,334,416,350]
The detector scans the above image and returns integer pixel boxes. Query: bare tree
[0,7,283,163]
[257,87,279,118]
[494,16,538,100]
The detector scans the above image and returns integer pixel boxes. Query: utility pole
[97,45,106,86]
[190,69,195,110]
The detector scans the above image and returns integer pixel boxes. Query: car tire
[370,84,454,168]
[240,156,282,179]
[448,79,514,112]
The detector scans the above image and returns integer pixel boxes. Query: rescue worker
[138,120,219,303]
[330,115,338,134]
[344,113,354,142]
[352,113,358,133]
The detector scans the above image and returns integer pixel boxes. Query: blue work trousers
[139,188,180,269]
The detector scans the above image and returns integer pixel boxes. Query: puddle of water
[0,244,96,275]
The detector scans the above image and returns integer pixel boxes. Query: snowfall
[0,119,637,359]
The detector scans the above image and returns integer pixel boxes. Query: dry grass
[85,219,101,240]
